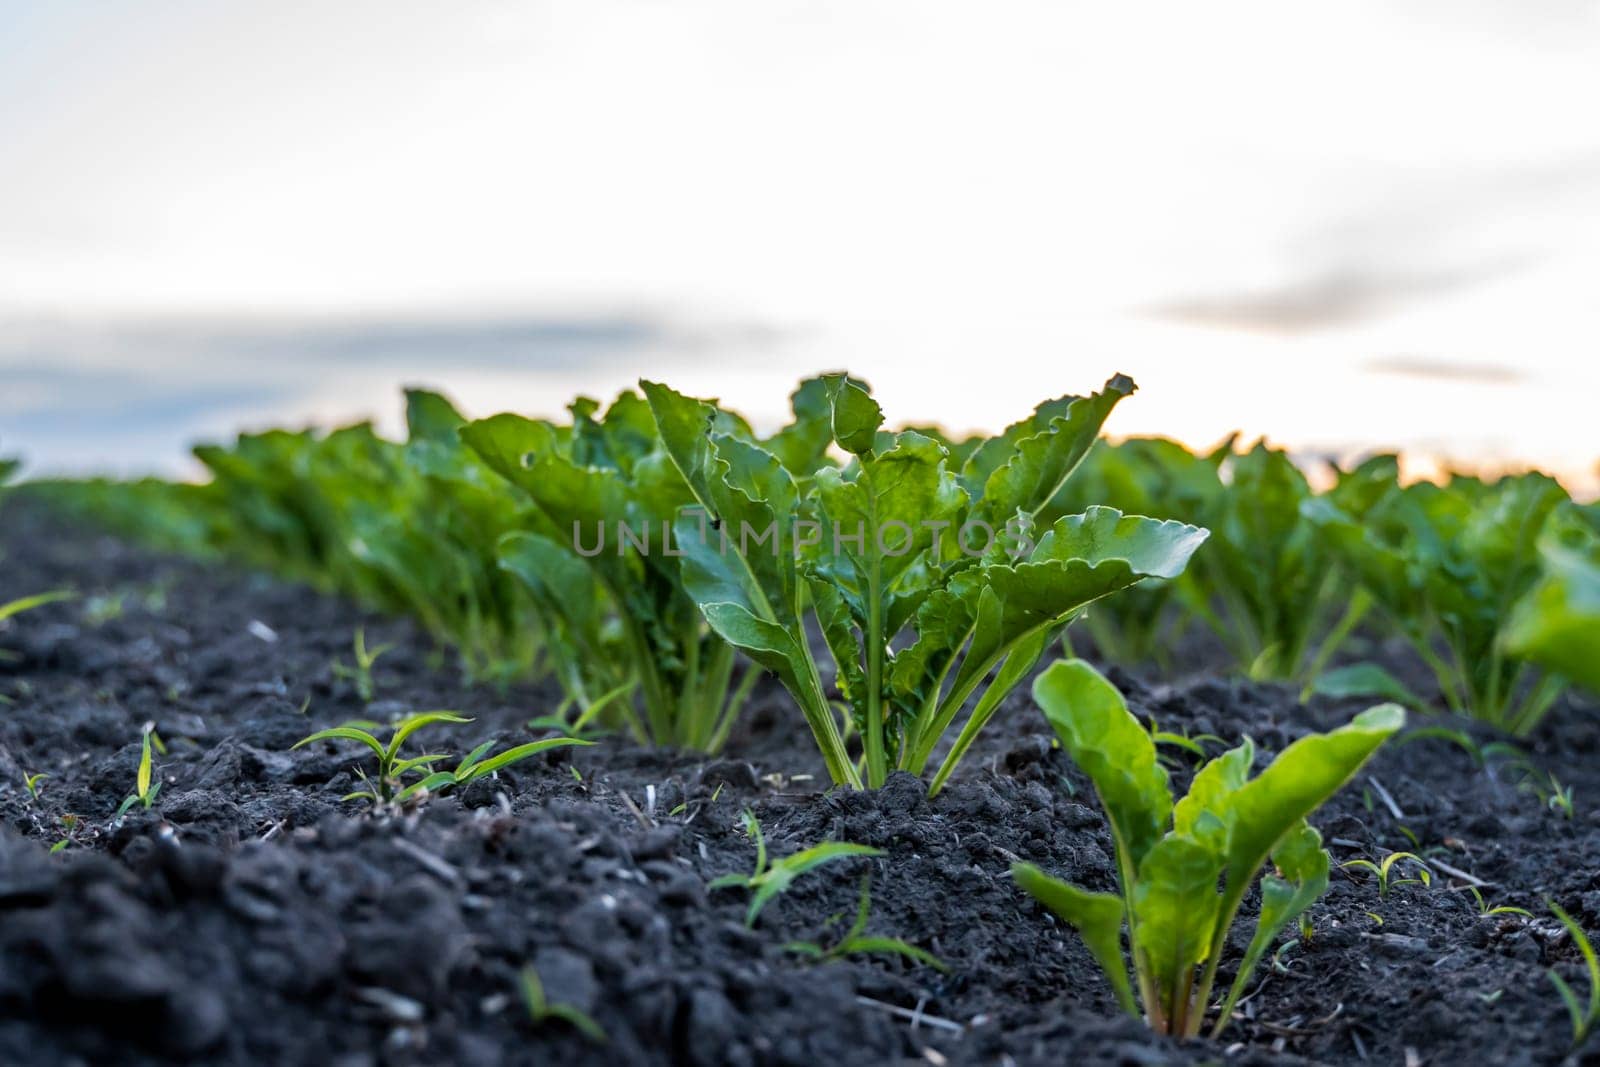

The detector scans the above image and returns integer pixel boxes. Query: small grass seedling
[526,680,638,741]
[331,627,392,703]
[294,712,588,805]
[709,810,883,927]
[393,734,592,802]
[1468,887,1532,920]
[1548,903,1600,1050]
[1147,715,1225,770]
[115,725,162,816]
[784,875,949,972]
[0,589,75,626]
[1545,774,1576,820]
[50,813,81,853]
[1341,850,1431,900]
[22,771,46,802]
[519,965,606,1045]
[295,711,470,804]
[0,591,75,662]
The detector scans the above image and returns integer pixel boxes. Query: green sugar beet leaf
[1131,834,1223,1033]
[1305,472,1574,732]
[646,373,1207,792]
[1016,658,1402,1037]
[1031,658,1172,875]
[1011,862,1136,1016]
[462,395,760,753]
[962,373,1135,525]
[1504,506,1600,696]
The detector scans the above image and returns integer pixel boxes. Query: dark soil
[3,497,1599,1066]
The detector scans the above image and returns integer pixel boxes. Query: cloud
[1142,259,1531,335]
[1364,356,1525,385]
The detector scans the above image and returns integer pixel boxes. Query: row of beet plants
[22,373,1208,792]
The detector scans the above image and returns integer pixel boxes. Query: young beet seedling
[709,810,883,927]
[1012,659,1403,1039]
[331,627,392,704]
[293,712,589,805]
[1340,851,1432,901]
[784,875,949,972]
[115,725,162,816]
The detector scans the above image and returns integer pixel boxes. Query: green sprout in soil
[709,810,883,927]
[115,725,162,816]
[1012,658,1403,1038]
[1536,773,1576,820]
[784,874,949,972]
[1548,902,1600,1050]
[50,813,81,853]
[1148,716,1224,769]
[331,627,392,703]
[393,734,592,802]
[0,591,76,663]
[1468,887,1532,920]
[22,771,46,802]
[1340,851,1432,901]
[526,680,638,741]
[0,589,75,626]
[294,711,590,805]
[519,965,607,1045]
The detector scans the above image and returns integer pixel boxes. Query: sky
[1,1,1597,492]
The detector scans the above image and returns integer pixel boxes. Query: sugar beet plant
[644,373,1208,791]
[1505,504,1600,699]
[1051,438,1397,683]
[1307,472,1582,733]
[1182,445,1395,684]
[195,393,544,681]
[1044,437,1224,668]
[461,381,839,752]
[1013,659,1402,1037]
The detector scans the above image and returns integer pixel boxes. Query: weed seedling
[0,590,75,626]
[22,772,46,802]
[1548,903,1600,1049]
[50,813,80,853]
[394,734,592,803]
[784,875,948,972]
[1468,887,1532,920]
[331,627,392,703]
[519,965,606,1045]
[527,680,638,742]
[1546,775,1576,820]
[1341,851,1431,900]
[709,810,883,927]
[295,712,467,803]
[115,725,162,816]
[294,712,587,805]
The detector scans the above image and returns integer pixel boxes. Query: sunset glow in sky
[2,1,1597,492]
